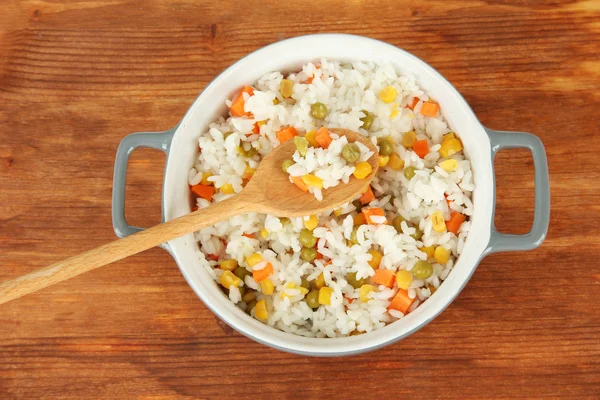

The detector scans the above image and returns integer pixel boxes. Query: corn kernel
[305,130,319,147]
[379,155,390,167]
[220,183,235,194]
[353,213,366,226]
[419,246,435,259]
[353,162,372,179]
[402,131,417,148]
[302,174,324,189]
[304,215,319,231]
[260,279,274,295]
[246,253,263,267]
[395,270,413,290]
[219,259,238,271]
[388,153,404,170]
[379,86,398,103]
[442,132,456,142]
[439,138,463,158]
[318,287,334,305]
[314,273,326,289]
[439,159,458,172]
[360,284,375,302]
[333,208,343,217]
[273,98,280,105]
[390,103,399,118]
[281,282,309,299]
[368,249,383,269]
[219,270,241,289]
[431,211,447,233]
[434,246,451,265]
[259,228,269,239]
[201,172,213,185]
[255,299,268,321]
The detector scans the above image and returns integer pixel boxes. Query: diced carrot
[373,269,395,288]
[360,186,375,205]
[252,262,274,282]
[407,97,420,110]
[413,140,429,158]
[191,206,198,212]
[190,184,215,201]
[315,127,333,149]
[420,101,439,117]
[362,207,387,225]
[353,213,366,226]
[243,233,256,239]
[291,176,309,192]
[345,296,354,304]
[316,251,324,260]
[302,65,321,84]
[207,254,220,261]
[229,86,254,117]
[388,289,414,314]
[446,212,466,235]
[252,122,260,134]
[276,126,298,143]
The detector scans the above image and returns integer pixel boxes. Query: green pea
[233,266,251,282]
[306,290,320,309]
[411,260,433,279]
[280,79,293,98]
[300,247,317,262]
[360,110,374,130]
[310,102,328,119]
[299,229,317,248]
[378,139,394,156]
[341,143,361,163]
[282,159,295,173]
[411,227,423,241]
[350,227,359,244]
[404,166,416,180]
[352,199,363,212]
[246,299,258,313]
[280,217,291,225]
[392,215,405,233]
[301,278,311,290]
[238,286,246,298]
[346,272,366,289]
[294,136,309,157]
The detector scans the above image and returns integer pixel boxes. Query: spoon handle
[0,196,254,305]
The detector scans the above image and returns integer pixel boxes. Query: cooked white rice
[286,133,374,200]
[189,59,474,338]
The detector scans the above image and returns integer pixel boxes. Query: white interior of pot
[162,34,494,355]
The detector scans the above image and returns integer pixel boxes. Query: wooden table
[1,1,598,398]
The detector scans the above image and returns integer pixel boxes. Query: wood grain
[0,0,599,399]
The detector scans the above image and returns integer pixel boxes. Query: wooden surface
[1,0,599,398]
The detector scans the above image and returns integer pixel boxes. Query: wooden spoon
[0,128,378,305]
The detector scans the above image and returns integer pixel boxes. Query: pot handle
[485,128,550,253]
[112,129,175,249]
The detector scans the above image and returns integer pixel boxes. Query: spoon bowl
[244,128,379,216]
